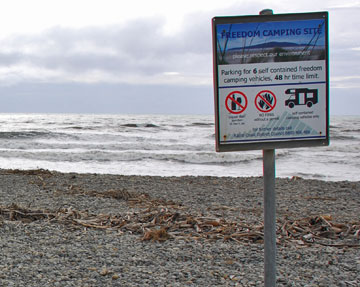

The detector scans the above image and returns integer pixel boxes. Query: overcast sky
[0,0,358,115]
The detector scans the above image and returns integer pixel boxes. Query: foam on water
[0,113,358,181]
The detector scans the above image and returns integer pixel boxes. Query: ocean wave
[0,141,214,153]
[330,135,358,140]
[342,129,360,133]
[63,126,101,131]
[0,131,82,141]
[190,122,214,127]
[0,114,357,181]
[0,131,51,139]
[0,149,263,165]
[121,123,159,128]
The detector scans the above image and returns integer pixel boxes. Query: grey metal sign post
[212,9,329,287]
[259,9,276,287]
[263,148,276,286]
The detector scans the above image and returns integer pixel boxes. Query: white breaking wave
[0,113,358,181]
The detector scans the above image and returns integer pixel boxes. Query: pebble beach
[0,169,359,286]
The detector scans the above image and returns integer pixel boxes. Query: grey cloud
[0,82,214,114]
[1,4,358,91]
[328,7,360,49]
[0,14,213,80]
[0,51,23,66]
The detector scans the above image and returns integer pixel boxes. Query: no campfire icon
[255,90,277,113]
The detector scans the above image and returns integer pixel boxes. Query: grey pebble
[0,170,359,286]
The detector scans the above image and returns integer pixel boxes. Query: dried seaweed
[1,202,359,247]
[280,215,360,247]
[1,170,358,247]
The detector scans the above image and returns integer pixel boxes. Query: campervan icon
[285,88,318,108]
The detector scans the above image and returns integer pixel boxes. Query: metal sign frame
[213,12,329,152]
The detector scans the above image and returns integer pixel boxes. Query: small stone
[99,267,111,276]
[112,274,119,280]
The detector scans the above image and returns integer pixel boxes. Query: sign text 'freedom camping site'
[212,12,329,152]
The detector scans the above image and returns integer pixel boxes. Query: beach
[0,169,359,286]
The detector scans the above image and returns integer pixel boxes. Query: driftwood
[0,169,358,246]
[1,202,359,247]
[280,215,360,247]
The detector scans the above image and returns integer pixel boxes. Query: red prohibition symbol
[225,91,248,114]
[255,90,277,113]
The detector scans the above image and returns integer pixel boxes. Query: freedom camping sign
[212,12,329,152]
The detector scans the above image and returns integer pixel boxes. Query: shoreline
[0,168,359,286]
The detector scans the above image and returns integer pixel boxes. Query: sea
[0,113,358,182]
